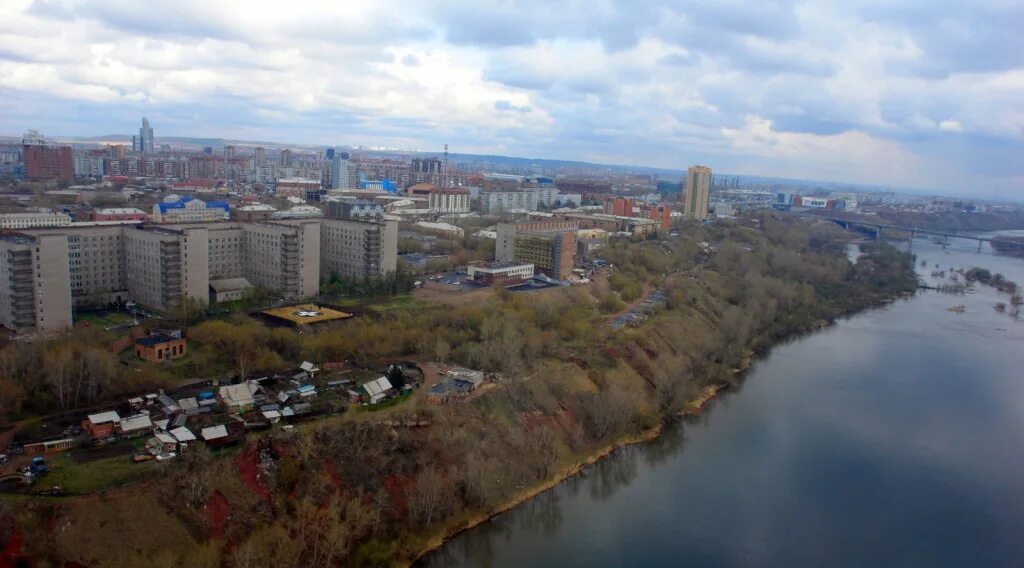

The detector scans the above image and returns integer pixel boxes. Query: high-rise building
[23,145,73,182]
[318,218,397,281]
[325,148,336,161]
[682,165,712,221]
[137,117,154,154]
[0,218,365,330]
[332,153,359,190]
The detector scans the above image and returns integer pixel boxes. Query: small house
[83,411,121,440]
[218,381,260,412]
[299,361,320,378]
[150,431,177,454]
[135,332,187,362]
[118,414,153,438]
[446,367,485,389]
[362,376,394,404]
[200,425,229,446]
[169,426,197,445]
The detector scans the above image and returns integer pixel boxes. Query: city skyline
[0,1,1021,199]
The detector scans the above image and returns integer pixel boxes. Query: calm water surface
[423,234,1024,568]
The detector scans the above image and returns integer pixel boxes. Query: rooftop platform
[260,303,353,325]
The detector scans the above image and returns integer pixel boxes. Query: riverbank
[410,294,912,565]
[423,234,1024,567]
[406,423,665,566]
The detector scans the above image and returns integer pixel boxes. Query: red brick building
[604,197,635,217]
[135,332,187,362]
[648,204,672,230]
[24,145,73,182]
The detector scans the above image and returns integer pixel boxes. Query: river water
[422,233,1024,568]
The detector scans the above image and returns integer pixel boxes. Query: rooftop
[261,303,353,325]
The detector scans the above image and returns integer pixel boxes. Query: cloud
[0,0,1020,196]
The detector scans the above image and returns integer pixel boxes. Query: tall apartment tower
[332,152,358,189]
[138,117,154,154]
[682,165,712,221]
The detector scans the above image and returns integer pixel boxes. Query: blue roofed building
[152,196,230,223]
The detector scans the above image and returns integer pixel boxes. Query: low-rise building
[152,196,229,223]
[83,411,120,440]
[93,208,147,222]
[0,212,71,230]
[413,221,464,240]
[327,198,384,220]
[134,331,187,362]
[467,261,534,285]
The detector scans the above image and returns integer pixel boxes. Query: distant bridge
[818,216,1024,252]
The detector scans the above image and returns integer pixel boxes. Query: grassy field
[44,450,157,494]
[74,310,140,328]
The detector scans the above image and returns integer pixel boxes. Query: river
[421,233,1024,568]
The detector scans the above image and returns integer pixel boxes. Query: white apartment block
[480,188,559,214]
[73,154,105,177]
[0,212,72,230]
[428,190,471,214]
[0,234,72,334]
[0,218,396,333]
[318,219,398,281]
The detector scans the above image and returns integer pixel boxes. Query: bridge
[818,216,1024,253]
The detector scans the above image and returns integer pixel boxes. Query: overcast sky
[0,0,1021,197]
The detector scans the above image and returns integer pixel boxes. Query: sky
[0,0,1021,199]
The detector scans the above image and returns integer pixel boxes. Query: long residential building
[0,217,396,334]
[480,187,558,213]
[0,212,72,230]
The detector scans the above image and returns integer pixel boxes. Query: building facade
[428,189,470,214]
[327,199,384,221]
[319,219,398,281]
[0,234,72,334]
[683,165,712,221]
[466,261,535,285]
[0,212,72,230]
[495,219,578,280]
[152,197,230,223]
[24,145,73,182]
[0,217,397,333]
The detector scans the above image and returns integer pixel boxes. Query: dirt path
[604,283,654,324]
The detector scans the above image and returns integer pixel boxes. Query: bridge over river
[817,216,1024,252]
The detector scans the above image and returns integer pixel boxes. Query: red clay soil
[235,447,272,506]
[323,460,344,495]
[0,528,36,568]
[205,490,230,540]
[383,475,412,518]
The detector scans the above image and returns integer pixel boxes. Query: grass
[44,451,157,494]
[369,295,436,313]
[74,310,139,328]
